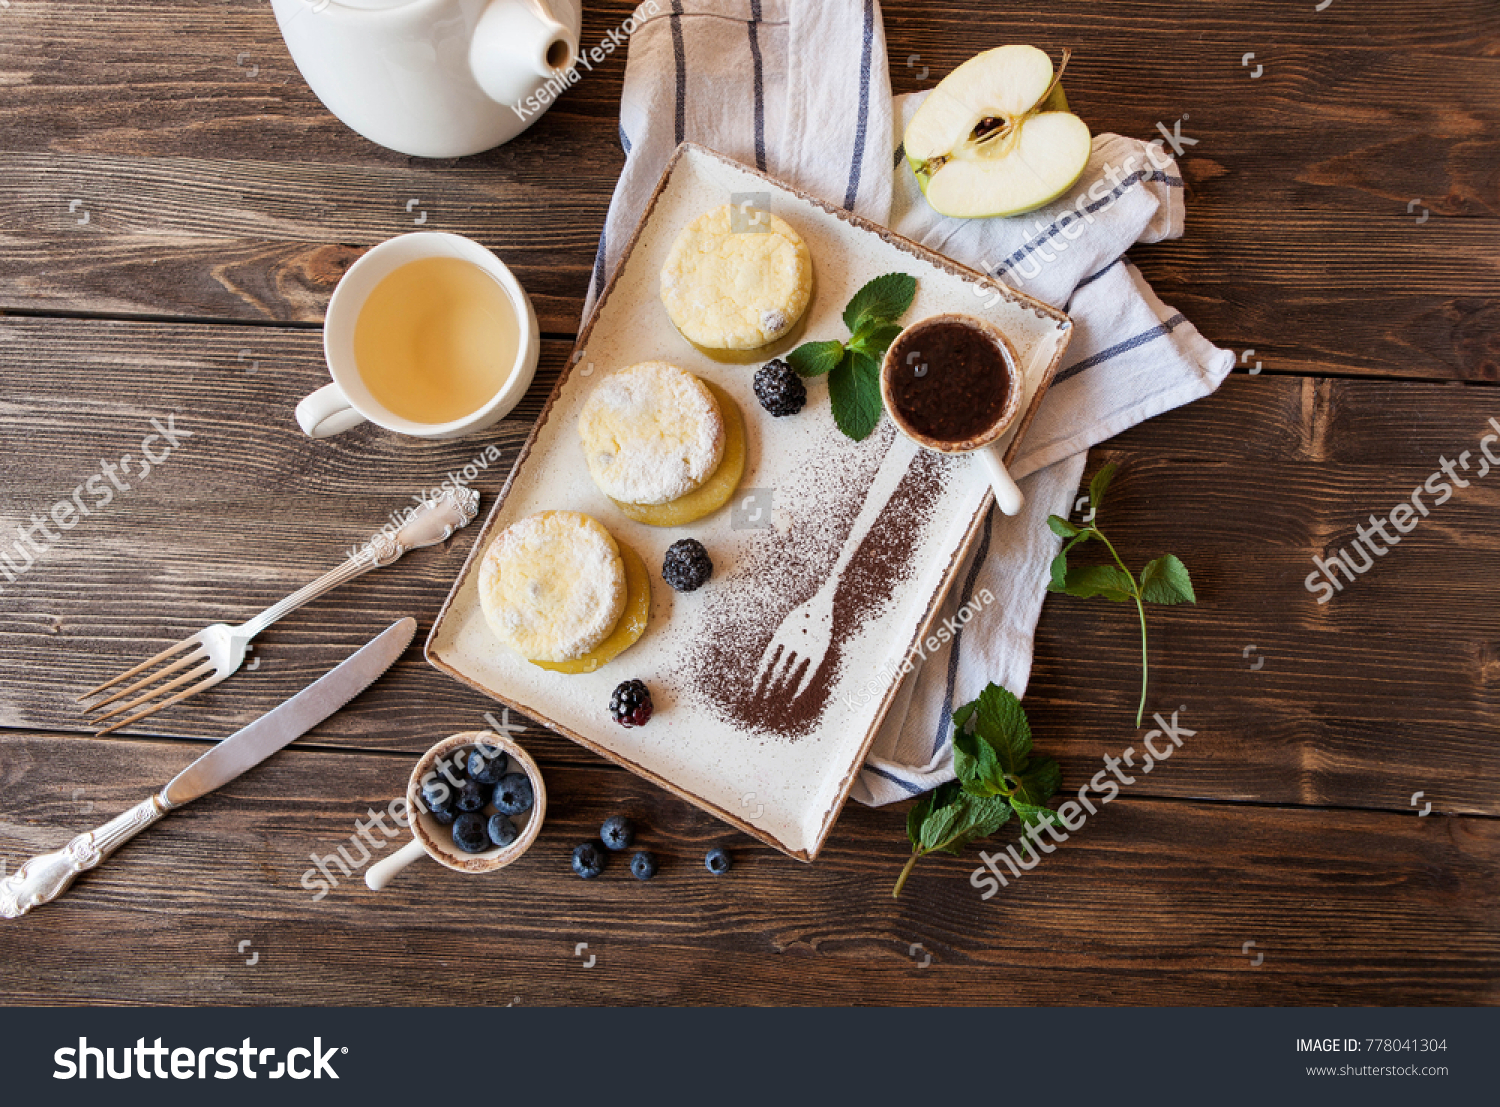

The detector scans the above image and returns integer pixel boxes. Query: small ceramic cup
[365,730,546,891]
[295,231,540,440]
[879,313,1027,516]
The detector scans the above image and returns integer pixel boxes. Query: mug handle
[296,382,368,438]
[365,838,427,892]
[975,443,1025,516]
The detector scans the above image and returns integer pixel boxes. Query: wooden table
[0,0,1495,1006]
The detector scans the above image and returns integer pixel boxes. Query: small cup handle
[975,443,1025,517]
[296,382,368,438]
[365,838,427,892]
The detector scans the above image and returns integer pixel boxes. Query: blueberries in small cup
[661,539,713,593]
[571,841,607,879]
[468,744,510,785]
[487,813,519,849]
[493,772,535,816]
[705,847,731,875]
[630,851,657,881]
[455,779,488,812]
[600,815,634,852]
[452,812,490,854]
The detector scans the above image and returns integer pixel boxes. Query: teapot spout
[470,0,579,109]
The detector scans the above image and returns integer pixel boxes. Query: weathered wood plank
[0,316,1496,818]
[0,731,1493,1005]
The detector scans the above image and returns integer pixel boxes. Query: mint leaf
[970,683,1032,771]
[919,794,967,854]
[828,349,883,441]
[1048,529,1096,591]
[1088,462,1118,518]
[906,789,935,851]
[954,729,1006,797]
[1047,514,1081,538]
[1139,554,1196,605]
[1012,756,1061,809]
[843,272,917,333]
[849,320,903,361]
[1010,800,1061,828]
[1059,563,1134,602]
[787,340,845,378]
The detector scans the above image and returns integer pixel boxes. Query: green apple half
[905,45,1092,219]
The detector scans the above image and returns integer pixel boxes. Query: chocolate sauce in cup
[880,313,1026,515]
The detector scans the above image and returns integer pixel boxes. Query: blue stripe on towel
[670,0,686,146]
[932,502,996,757]
[619,124,632,156]
[842,0,875,210]
[992,168,1183,279]
[748,0,767,171]
[589,223,608,305]
[1055,313,1188,384]
[865,764,926,796]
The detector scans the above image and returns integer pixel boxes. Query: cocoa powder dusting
[682,433,953,739]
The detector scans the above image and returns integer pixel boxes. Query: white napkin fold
[584,0,1234,805]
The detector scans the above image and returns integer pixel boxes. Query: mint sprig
[893,683,1060,897]
[1046,463,1196,726]
[787,272,917,441]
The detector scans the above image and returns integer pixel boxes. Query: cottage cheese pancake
[479,511,627,663]
[660,205,813,351]
[578,361,725,505]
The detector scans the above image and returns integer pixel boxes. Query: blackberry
[661,539,713,593]
[753,358,806,417]
[609,679,653,727]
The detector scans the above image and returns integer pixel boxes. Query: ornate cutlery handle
[367,486,481,566]
[1,795,171,919]
[242,487,481,636]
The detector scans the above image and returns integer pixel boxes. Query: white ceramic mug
[296,232,540,440]
[879,313,1027,516]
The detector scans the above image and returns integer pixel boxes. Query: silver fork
[79,487,479,735]
[751,435,917,700]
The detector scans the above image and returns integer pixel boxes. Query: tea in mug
[354,256,521,425]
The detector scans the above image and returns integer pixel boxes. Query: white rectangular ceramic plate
[428,144,1072,860]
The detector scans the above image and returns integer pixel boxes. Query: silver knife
[1,617,416,919]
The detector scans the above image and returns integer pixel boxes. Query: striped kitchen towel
[583,0,1234,806]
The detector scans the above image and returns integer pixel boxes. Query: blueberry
[571,841,606,879]
[452,812,489,853]
[468,744,510,785]
[488,813,519,849]
[455,779,488,812]
[630,851,657,881]
[600,815,634,851]
[420,781,457,824]
[493,772,535,816]
[705,847,731,875]
[443,749,470,781]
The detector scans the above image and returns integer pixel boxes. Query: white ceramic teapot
[271,0,583,158]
